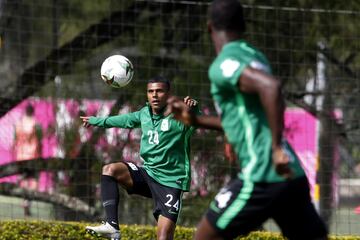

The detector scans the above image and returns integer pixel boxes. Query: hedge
[0,220,359,240]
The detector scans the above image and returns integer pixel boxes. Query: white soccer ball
[100,55,134,88]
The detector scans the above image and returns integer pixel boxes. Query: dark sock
[101,175,120,230]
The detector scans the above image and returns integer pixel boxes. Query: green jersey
[209,40,305,182]
[89,104,196,191]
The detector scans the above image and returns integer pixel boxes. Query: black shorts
[206,176,328,240]
[124,161,183,223]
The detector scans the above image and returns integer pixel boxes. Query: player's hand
[272,146,293,180]
[166,96,196,125]
[184,96,198,108]
[80,116,92,128]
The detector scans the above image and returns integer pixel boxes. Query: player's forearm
[258,81,284,148]
[88,116,124,128]
[194,115,223,131]
[240,68,284,148]
[88,117,110,128]
[89,114,139,128]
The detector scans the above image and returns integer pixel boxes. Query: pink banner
[285,108,318,199]
[0,97,118,192]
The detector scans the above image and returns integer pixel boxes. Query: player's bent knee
[102,164,117,176]
[102,162,129,177]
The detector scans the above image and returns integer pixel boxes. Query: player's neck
[213,31,243,54]
[152,106,166,116]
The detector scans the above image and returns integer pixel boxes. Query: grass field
[0,195,53,220]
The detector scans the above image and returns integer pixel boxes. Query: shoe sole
[85,228,121,240]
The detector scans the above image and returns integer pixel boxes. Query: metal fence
[0,0,359,235]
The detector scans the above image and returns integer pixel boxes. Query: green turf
[0,195,53,220]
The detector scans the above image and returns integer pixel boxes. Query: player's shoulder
[210,41,247,70]
[210,40,270,77]
[168,114,189,131]
[138,105,148,112]
[132,105,150,118]
[209,48,245,83]
[236,41,271,72]
[223,40,256,55]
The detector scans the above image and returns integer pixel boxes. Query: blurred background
[0,0,360,235]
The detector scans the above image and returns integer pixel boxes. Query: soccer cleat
[85,221,121,240]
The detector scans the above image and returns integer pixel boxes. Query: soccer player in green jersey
[81,76,198,240]
[167,0,328,239]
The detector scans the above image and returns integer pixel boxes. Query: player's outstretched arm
[238,67,292,179]
[167,96,222,131]
[81,113,140,129]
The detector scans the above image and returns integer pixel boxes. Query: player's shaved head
[209,0,246,33]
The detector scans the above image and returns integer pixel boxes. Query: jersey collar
[146,102,166,120]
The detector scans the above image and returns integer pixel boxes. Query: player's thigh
[157,215,176,240]
[126,165,152,198]
[272,177,328,240]
[102,161,133,189]
[273,200,328,240]
[205,179,270,239]
[146,176,183,223]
